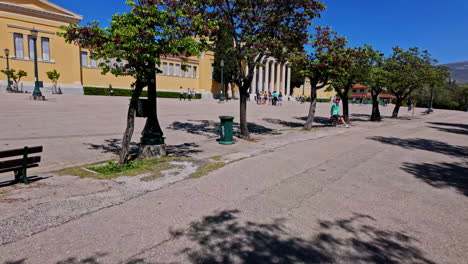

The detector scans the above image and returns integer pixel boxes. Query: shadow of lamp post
[4,48,13,92]
[30,28,44,100]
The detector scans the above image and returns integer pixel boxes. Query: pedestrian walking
[278,92,283,106]
[192,89,196,101]
[179,86,185,101]
[273,91,278,106]
[187,88,192,101]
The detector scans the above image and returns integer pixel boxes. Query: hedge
[83,87,202,99]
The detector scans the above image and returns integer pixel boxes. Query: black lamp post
[219,60,225,102]
[30,29,43,97]
[4,48,13,92]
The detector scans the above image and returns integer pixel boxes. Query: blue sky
[54,0,468,64]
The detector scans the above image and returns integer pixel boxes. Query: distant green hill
[443,61,468,84]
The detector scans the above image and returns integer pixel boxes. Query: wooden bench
[0,146,43,184]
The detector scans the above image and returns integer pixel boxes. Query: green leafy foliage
[1,69,27,84]
[385,47,449,117]
[46,69,60,83]
[178,0,326,138]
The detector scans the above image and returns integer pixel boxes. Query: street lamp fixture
[219,59,225,102]
[4,48,13,92]
[30,28,43,98]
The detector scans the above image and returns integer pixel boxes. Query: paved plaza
[0,93,467,263]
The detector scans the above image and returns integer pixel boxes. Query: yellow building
[293,77,336,99]
[0,0,222,97]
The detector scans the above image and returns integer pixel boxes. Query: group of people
[255,91,285,106]
[179,87,197,101]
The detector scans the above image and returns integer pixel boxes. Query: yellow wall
[0,12,81,87]
[0,0,222,96]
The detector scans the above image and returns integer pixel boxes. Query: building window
[352,89,357,93]
[360,89,364,93]
[90,53,97,67]
[193,66,198,78]
[81,51,88,67]
[181,66,186,77]
[162,62,167,75]
[14,33,24,58]
[41,37,50,61]
[175,64,180,76]
[169,63,174,76]
[187,65,192,77]
[28,36,35,60]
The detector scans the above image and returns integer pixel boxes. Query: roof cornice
[0,1,82,24]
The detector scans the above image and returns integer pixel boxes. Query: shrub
[83,87,202,99]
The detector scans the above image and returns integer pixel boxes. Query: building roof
[0,0,82,23]
[353,84,370,89]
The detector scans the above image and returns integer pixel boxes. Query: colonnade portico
[250,57,291,97]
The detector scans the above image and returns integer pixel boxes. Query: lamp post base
[137,144,166,160]
[30,96,46,101]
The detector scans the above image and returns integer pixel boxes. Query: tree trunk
[119,81,143,165]
[370,91,381,121]
[239,91,249,139]
[392,97,403,118]
[304,88,317,129]
[342,96,350,123]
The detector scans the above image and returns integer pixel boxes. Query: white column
[269,60,275,92]
[264,58,270,93]
[282,63,286,95]
[252,66,257,92]
[275,62,280,93]
[258,65,263,92]
[286,65,291,96]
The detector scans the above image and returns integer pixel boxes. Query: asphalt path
[0,107,467,263]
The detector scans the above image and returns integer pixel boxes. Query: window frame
[80,51,88,67]
[13,33,24,59]
[41,37,50,61]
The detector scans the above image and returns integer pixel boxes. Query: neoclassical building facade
[250,57,291,96]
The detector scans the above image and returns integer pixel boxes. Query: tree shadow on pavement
[401,162,468,196]
[368,137,468,158]
[169,210,434,264]
[294,116,332,127]
[427,122,468,136]
[84,139,202,158]
[263,118,304,128]
[166,143,202,157]
[84,138,139,156]
[167,120,280,138]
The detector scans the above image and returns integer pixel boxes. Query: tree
[328,46,370,123]
[182,0,325,138]
[360,46,386,121]
[46,69,61,94]
[1,69,27,92]
[59,0,210,164]
[385,47,443,118]
[298,27,348,129]
[213,23,239,99]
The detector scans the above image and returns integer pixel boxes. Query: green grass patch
[189,162,226,179]
[53,157,190,180]
[209,155,223,161]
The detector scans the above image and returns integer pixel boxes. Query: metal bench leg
[14,170,21,183]
[22,147,30,184]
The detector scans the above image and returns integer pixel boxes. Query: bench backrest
[0,146,43,172]
[0,146,43,159]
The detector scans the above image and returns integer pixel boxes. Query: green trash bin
[219,116,235,145]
